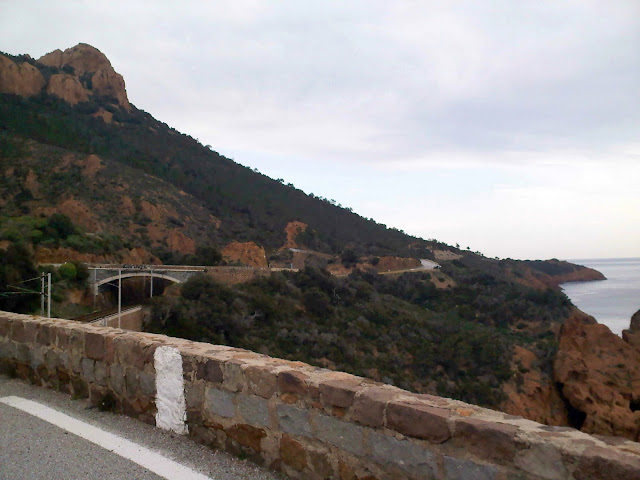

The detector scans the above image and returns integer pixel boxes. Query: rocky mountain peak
[0,43,130,110]
[38,43,113,76]
[38,43,130,109]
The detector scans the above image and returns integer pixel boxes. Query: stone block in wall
[37,324,52,346]
[104,333,118,363]
[314,412,365,457]
[277,404,313,438]
[452,417,518,463]
[514,442,567,480]
[125,367,139,396]
[16,343,30,364]
[68,329,85,353]
[443,456,499,480]
[367,430,438,478]
[94,361,108,387]
[10,321,25,343]
[277,370,309,395]
[222,360,245,392]
[58,351,71,372]
[319,377,363,409]
[80,357,95,382]
[573,446,640,480]
[0,340,15,361]
[85,332,106,360]
[70,352,82,374]
[0,316,10,338]
[279,434,308,471]
[386,401,451,443]
[138,370,155,396]
[237,394,270,428]
[185,382,204,410]
[29,347,44,370]
[196,359,223,383]
[352,386,397,428]
[44,349,59,371]
[55,326,69,349]
[226,424,266,453]
[113,334,144,368]
[244,364,278,399]
[109,363,126,396]
[23,321,37,343]
[308,449,333,478]
[205,387,235,418]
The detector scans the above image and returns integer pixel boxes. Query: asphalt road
[0,375,282,480]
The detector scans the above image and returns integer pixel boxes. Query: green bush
[58,262,77,280]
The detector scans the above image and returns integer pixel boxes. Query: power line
[14,275,43,285]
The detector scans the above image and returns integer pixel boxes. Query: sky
[1,1,639,260]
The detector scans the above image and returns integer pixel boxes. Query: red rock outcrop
[119,195,136,216]
[0,54,45,96]
[35,197,104,232]
[282,221,308,249]
[501,346,569,426]
[90,67,130,109]
[222,242,268,268]
[166,230,196,255]
[38,43,130,109]
[120,247,161,265]
[373,256,421,272]
[554,313,640,440]
[622,310,640,352]
[46,73,89,105]
[82,154,104,177]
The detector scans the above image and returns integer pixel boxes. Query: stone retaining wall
[1,311,639,480]
[205,266,272,285]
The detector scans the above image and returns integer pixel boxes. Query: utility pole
[47,273,51,318]
[150,268,153,299]
[93,268,97,308]
[40,273,45,316]
[118,269,122,329]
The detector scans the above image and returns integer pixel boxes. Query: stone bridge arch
[88,265,206,296]
[94,272,181,291]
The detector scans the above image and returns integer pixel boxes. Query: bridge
[87,264,208,297]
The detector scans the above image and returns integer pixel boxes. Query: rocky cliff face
[0,43,130,110]
[501,346,570,426]
[38,44,130,109]
[46,73,89,105]
[554,312,640,441]
[0,54,45,96]
[222,241,268,268]
[622,309,640,350]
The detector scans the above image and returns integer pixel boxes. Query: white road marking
[0,396,212,480]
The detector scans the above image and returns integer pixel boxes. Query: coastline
[560,258,640,336]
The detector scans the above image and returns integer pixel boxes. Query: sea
[560,258,640,336]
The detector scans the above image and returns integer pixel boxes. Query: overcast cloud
[1,1,638,259]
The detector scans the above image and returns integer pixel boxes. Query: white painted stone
[154,346,188,435]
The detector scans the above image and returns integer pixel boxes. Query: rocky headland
[554,309,640,441]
